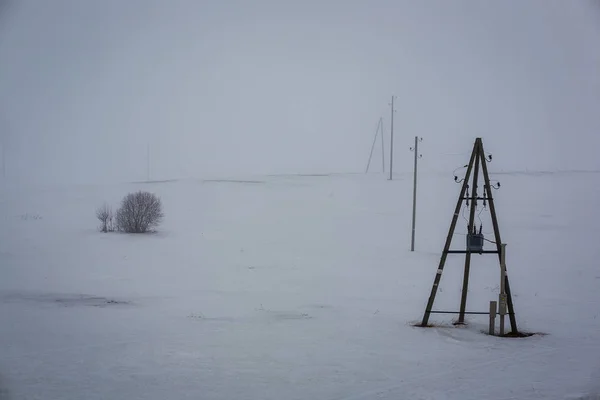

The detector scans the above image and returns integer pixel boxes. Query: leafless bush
[116,191,163,233]
[96,203,114,232]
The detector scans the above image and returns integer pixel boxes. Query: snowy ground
[1,171,599,400]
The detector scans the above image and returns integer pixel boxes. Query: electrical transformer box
[467,233,484,252]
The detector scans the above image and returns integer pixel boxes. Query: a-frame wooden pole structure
[419,138,519,334]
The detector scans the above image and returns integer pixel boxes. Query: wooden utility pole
[388,96,396,180]
[419,138,519,335]
[381,120,386,174]
[410,136,422,251]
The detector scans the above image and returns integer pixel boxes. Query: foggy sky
[0,0,599,184]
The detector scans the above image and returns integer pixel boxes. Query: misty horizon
[1,0,599,185]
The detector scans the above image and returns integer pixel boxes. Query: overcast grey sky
[0,0,599,184]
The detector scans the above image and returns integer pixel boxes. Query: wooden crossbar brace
[430,310,515,315]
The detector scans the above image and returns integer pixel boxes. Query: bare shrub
[116,191,163,233]
[96,203,113,233]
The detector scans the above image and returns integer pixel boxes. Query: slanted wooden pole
[480,147,518,333]
[365,118,382,173]
[458,139,481,324]
[420,140,478,326]
[499,243,507,335]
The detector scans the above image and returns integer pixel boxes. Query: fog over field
[0,0,599,184]
[1,2,600,400]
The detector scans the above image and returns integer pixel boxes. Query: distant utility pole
[381,119,386,174]
[410,136,423,251]
[388,95,397,180]
[147,143,151,182]
[1,143,5,180]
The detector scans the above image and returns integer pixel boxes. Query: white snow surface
[1,171,599,400]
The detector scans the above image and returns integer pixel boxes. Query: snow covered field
[1,170,599,400]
